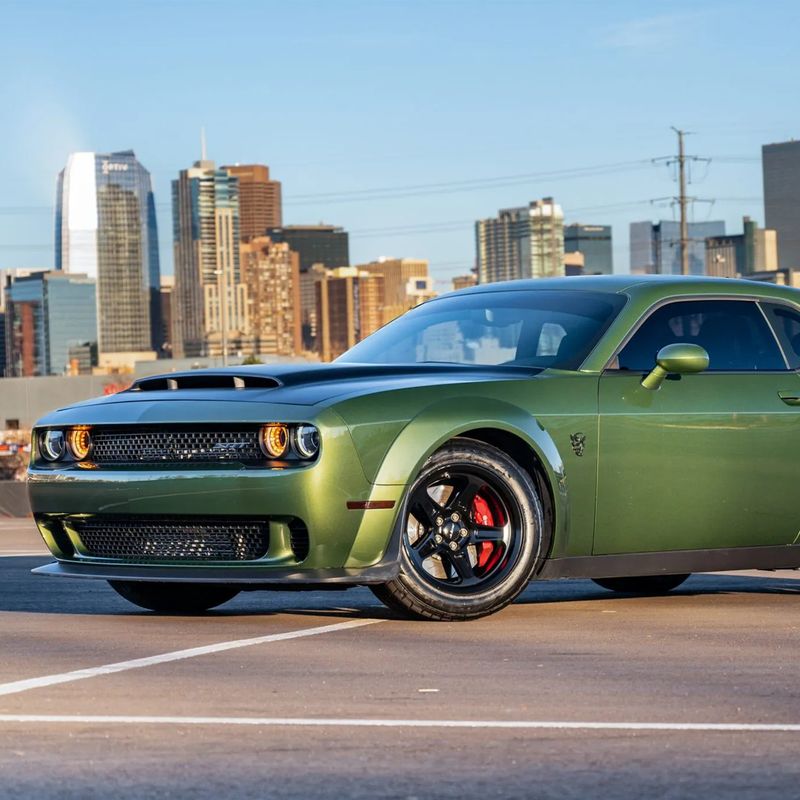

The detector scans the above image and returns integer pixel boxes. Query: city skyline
[1,0,798,286]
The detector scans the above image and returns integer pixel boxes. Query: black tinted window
[617,300,786,372]
[761,302,800,369]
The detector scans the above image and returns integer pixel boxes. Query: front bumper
[28,408,406,583]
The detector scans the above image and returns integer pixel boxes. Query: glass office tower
[4,271,97,377]
[763,140,800,269]
[55,150,162,354]
[564,224,613,274]
[629,220,725,275]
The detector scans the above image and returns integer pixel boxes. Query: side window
[761,303,800,369]
[617,300,786,372]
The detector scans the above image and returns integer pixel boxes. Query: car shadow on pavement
[3,556,798,617]
[0,556,393,619]
[516,573,800,606]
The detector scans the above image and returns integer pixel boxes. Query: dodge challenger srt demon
[27,275,800,620]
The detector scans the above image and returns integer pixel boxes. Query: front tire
[371,439,546,621]
[108,581,240,613]
[591,574,690,594]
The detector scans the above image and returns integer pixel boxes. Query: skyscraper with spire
[171,155,248,359]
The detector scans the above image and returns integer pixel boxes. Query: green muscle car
[28,275,800,620]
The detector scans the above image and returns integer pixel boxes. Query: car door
[594,296,800,555]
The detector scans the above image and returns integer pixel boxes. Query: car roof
[447,274,800,302]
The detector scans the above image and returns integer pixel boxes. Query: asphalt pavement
[1,518,798,799]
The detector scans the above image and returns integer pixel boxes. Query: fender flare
[370,397,568,551]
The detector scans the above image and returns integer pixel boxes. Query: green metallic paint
[596,370,800,554]
[28,275,800,584]
[641,343,710,390]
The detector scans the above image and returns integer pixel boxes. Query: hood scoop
[130,372,282,392]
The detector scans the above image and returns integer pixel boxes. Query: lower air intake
[71,517,269,562]
[289,519,310,562]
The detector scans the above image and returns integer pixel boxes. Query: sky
[0,0,798,289]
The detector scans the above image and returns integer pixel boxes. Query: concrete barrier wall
[0,375,126,430]
[0,354,316,429]
[0,481,30,517]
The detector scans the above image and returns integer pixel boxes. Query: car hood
[48,362,540,415]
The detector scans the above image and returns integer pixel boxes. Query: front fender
[369,397,567,550]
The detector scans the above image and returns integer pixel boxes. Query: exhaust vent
[131,373,281,392]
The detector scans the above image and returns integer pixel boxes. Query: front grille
[91,428,263,465]
[71,516,270,562]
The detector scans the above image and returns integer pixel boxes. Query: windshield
[338,289,626,369]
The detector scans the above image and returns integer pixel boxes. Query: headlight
[259,424,289,458]
[39,430,66,462]
[293,425,320,459]
[67,427,92,460]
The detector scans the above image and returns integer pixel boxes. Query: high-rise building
[267,225,350,272]
[4,271,96,377]
[451,273,477,292]
[315,267,384,362]
[55,150,161,355]
[358,257,435,323]
[763,140,800,269]
[564,224,613,274]
[475,198,565,284]
[159,276,174,356]
[629,220,725,275]
[0,311,5,377]
[705,217,778,278]
[563,251,585,276]
[222,164,282,238]
[239,237,302,356]
[172,160,249,358]
[268,225,350,351]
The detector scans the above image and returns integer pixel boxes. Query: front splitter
[32,559,400,585]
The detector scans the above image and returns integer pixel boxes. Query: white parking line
[0,715,797,732]
[0,551,50,557]
[0,618,384,698]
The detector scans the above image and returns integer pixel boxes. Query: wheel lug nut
[460,528,468,537]
[434,534,443,544]
[435,516,444,527]
[450,512,460,522]
[448,541,459,551]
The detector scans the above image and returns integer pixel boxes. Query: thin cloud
[601,13,703,51]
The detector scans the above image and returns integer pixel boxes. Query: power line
[0,155,760,217]
[0,197,769,251]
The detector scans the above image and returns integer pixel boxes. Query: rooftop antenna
[200,126,207,161]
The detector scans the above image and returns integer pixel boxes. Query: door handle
[778,391,800,406]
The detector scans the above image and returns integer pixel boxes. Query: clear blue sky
[0,0,798,287]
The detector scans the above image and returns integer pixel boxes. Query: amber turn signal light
[67,427,92,460]
[259,424,289,458]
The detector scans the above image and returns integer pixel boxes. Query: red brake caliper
[472,494,496,570]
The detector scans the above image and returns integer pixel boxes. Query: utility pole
[651,130,711,276]
[673,127,690,276]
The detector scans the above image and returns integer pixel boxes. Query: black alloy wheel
[108,580,240,613]
[372,439,546,621]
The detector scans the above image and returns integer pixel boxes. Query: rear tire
[108,580,240,612]
[371,439,547,621]
[591,574,690,594]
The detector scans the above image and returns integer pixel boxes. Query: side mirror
[641,343,709,390]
